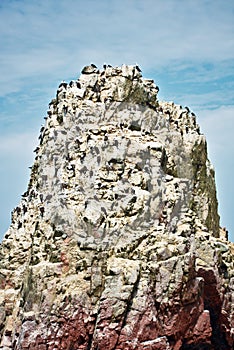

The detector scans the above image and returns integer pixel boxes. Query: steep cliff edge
[0,64,233,350]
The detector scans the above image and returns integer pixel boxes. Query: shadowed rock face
[0,64,233,350]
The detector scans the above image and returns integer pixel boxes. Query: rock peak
[0,64,233,349]
[55,63,159,109]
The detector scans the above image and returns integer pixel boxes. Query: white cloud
[0,130,38,239]
[0,0,233,96]
[198,105,234,156]
[166,89,234,111]
[197,105,234,241]
[0,131,38,155]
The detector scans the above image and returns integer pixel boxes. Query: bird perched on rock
[135,65,142,72]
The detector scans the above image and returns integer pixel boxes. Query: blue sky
[0,0,233,241]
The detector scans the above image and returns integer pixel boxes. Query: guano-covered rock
[0,64,233,350]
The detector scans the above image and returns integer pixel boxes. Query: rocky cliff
[0,64,233,350]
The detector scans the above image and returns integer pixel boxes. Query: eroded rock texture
[0,64,233,350]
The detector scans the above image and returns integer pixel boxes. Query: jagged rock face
[0,64,233,350]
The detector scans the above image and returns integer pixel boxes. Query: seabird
[16,207,21,214]
[58,82,68,89]
[135,65,142,72]
[39,207,45,216]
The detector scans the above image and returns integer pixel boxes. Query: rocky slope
[0,64,233,350]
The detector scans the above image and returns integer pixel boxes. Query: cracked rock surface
[0,64,233,350]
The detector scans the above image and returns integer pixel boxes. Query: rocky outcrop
[0,64,233,350]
